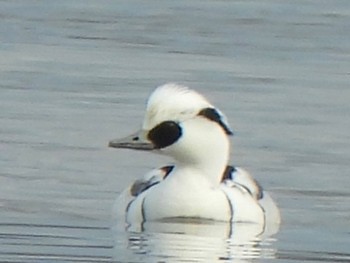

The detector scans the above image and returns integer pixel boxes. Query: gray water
[1,0,349,262]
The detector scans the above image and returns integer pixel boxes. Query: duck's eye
[148,121,182,149]
[198,108,233,135]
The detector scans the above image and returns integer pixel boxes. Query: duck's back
[221,166,281,226]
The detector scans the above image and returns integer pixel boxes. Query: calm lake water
[1,1,349,262]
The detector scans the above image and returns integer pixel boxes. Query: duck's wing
[130,165,174,197]
[113,165,174,220]
[221,166,263,200]
[221,166,281,227]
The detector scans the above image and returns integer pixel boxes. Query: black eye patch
[148,121,182,149]
[198,108,233,135]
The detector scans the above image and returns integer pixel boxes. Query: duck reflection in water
[113,219,279,262]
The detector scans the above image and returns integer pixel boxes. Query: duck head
[109,83,234,182]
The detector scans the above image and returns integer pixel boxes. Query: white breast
[126,167,232,224]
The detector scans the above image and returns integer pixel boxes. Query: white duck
[109,83,280,229]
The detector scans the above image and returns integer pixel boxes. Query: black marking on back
[221,165,237,181]
[162,165,175,179]
[240,184,253,196]
[222,165,264,200]
[130,165,175,197]
[131,180,159,197]
[254,179,264,200]
[198,108,233,135]
[148,121,182,149]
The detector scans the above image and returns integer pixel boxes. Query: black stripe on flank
[198,108,233,135]
[222,191,234,223]
[257,203,266,236]
[148,121,182,149]
[125,199,135,223]
[141,197,147,224]
[125,197,148,227]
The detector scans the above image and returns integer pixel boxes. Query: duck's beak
[108,130,154,151]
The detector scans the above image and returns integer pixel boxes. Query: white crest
[142,83,213,130]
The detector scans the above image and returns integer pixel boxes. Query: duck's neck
[172,137,230,186]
